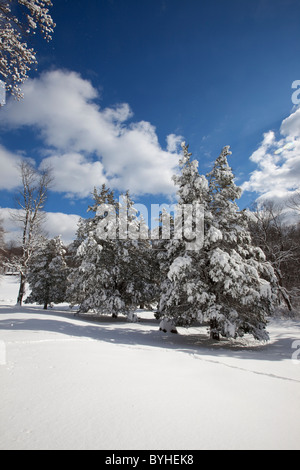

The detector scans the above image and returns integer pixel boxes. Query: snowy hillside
[0,275,300,450]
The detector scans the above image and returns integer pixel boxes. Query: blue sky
[1,0,300,243]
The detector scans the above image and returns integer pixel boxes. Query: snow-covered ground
[1,275,300,450]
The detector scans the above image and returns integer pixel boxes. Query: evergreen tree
[205,146,277,340]
[67,186,156,319]
[26,236,68,309]
[159,143,277,340]
[158,142,210,331]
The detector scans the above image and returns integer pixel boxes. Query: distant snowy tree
[0,0,55,100]
[159,143,277,340]
[68,186,156,319]
[249,200,300,312]
[26,236,68,309]
[117,192,158,312]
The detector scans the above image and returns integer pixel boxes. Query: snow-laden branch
[0,0,55,100]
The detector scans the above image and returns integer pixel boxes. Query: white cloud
[166,133,184,153]
[40,153,107,199]
[281,106,300,139]
[44,212,81,245]
[0,208,23,242]
[0,208,80,246]
[242,107,300,203]
[0,146,23,190]
[1,69,182,197]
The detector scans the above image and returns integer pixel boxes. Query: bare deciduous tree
[287,190,300,215]
[249,200,300,312]
[12,161,53,305]
[0,218,5,272]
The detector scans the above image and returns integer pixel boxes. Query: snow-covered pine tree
[67,186,156,319]
[116,192,158,317]
[158,142,210,332]
[67,185,121,316]
[159,143,277,340]
[205,146,278,340]
[25,236,68,309]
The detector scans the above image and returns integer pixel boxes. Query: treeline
[0,144,299,341]
[248,201,300,311]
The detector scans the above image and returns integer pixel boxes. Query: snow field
[1,276,300,450]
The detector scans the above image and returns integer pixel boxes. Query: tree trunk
[44,289,50,310]
[275,268,293,311]
[279,286,293,312]
[17,273,26,306]
[209,319,220,340]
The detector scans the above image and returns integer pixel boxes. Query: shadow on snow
[0,303,298,364]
